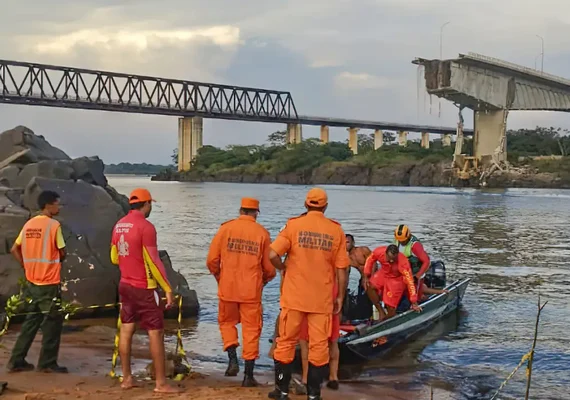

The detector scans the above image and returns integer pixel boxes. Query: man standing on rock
[7,190,68,374]
[110,188,180,394]
[269,188,349,400]
[206,197,276,387]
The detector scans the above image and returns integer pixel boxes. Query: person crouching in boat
[268,188,349,400]
[393,225,431,299]
[363,244,422,320]
[206,197,276,387]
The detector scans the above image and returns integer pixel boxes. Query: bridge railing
[0,59,299,122]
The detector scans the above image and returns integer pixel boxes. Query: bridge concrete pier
[320,125,330,144]
[398,131,408,147]
[347,127,359,154]
[442,134,452,147]
[178,116,203,172]
[374,129,383,149]
[474,109,507,165]
[421,132,430,149]
[286,123,302,144]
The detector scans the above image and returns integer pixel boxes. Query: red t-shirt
[110,210,171,292]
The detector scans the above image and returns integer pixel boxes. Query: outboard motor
[425,260,446,289]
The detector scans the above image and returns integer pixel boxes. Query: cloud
[29,26,241,55]
[334,72,395,90]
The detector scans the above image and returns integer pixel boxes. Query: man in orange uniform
[269,188,349,400]
[7,190,68,373]
[206,198,276,387]
[110,188,180,394]
[363,244,422,320]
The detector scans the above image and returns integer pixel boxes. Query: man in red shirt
[110,188,180,394]
[363,244,422,320]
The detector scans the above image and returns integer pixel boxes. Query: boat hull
[338,278,470,363]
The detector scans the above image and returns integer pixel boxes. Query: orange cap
[128,188,155,204]
[240,197,260,211]
[305,187,328,208]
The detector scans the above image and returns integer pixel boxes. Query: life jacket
[21,216,62,285]
[393,235,421,275]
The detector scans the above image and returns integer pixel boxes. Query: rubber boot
[242,359,259,387]
[306,363,328,400]
[224,345,239,377]
[268,360,292,400]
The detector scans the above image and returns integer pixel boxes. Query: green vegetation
[104,162,170,175]
[158,126,570,179]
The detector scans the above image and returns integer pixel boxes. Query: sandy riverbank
[0,322,453,399]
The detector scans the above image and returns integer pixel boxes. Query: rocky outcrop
[155,158,568,189]
[0,126,199,318]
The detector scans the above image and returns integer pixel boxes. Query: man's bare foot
[120,376,140,390]
[154,383,183,393]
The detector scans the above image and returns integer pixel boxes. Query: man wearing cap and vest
[393,225,430,300]
[363,244,422,320]
[206,197,276,387]
[110,188,180,394]
[7,190,68,373]
[269,187,349,400]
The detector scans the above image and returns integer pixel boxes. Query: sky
[1,0,570,164]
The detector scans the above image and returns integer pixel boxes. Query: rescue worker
[110,188,181,394]
[269,187,350,400]
[363,244,422,320]
[393,225,430,280]
[7,190,67,373]
[206,197,276,387]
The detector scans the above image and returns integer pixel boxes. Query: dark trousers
[8,283,63,369]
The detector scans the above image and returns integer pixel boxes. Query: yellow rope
[490,351,532,400]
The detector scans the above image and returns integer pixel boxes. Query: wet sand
[0,323,451,399]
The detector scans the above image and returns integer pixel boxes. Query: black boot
[224,345,239,377]
[242,359,258,387]
[268,360,292,400]
[306,363,328,400]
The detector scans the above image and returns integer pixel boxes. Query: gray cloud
[1,1,569,164]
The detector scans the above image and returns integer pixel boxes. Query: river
[107,176,570,400]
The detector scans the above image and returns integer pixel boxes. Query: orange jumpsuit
[364,246,417,308]
[271,212,349,367]
[206,215,276,361]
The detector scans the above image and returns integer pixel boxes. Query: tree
[267,130,287,146]
[383,132,396,143]
[357,133,375,154]
[171,148,178,167]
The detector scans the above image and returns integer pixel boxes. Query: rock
[0,188,29,256]
[0,126,70,164]
[15,160,75,188]
[0,254,24,305]
[159,251,199,318]
[0,165,21,187]
[72,156,108,187]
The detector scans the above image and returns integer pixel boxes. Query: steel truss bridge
[0,59,470,135]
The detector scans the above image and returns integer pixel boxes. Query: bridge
[0,59,469,171]
[413,52,570,180]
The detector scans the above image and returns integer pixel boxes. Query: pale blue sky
[1,0,569,163]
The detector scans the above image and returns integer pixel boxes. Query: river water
[108,176,570,400]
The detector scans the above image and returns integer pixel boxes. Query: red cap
[305,188,328,208]
[241,197,260,211]
[128,188,155,204]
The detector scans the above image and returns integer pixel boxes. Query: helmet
[394,224,411,242]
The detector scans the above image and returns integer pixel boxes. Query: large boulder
[0,126,199,318]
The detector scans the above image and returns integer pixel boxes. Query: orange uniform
[364,246,417,308]
[206,198,276,361]
[271,190,349,367]
[15,215,66,285]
